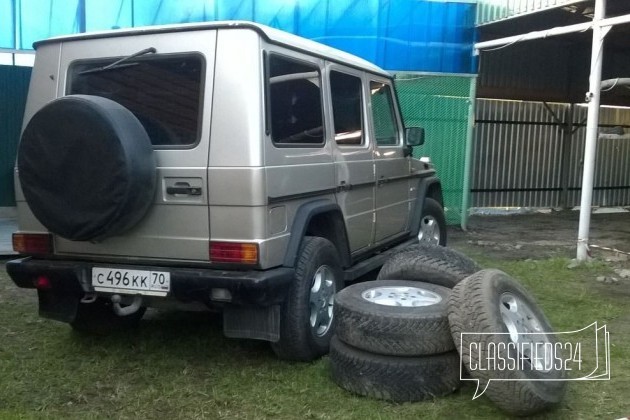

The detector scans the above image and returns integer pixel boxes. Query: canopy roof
[477,0,630,106]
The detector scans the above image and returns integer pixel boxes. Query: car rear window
[68,54,203,147]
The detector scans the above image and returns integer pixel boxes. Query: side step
[342,239,418,282]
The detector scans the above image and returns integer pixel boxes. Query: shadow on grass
[64,309,277,365]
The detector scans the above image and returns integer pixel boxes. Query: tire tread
[330,336,461,402]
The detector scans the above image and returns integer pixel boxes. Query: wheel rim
[361,286,442,307]
[500,292,553,372]
[418,215,441,244]
[309,265,336,337]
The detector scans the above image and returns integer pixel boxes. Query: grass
[1,252,629,420]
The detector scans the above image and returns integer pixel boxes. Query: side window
[330,71,363,145]
[268,55,324,145]
[370,81,399,146]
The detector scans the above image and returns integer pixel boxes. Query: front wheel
[418,197,447,246]
[272,236,342,361]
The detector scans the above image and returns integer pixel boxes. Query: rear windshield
[68,54,203,147]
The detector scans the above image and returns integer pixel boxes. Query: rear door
[328,66,375,253]
[370,79,411,243]
[54,31,215,261]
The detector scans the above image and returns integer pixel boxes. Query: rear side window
[69,54,203,147]
[370,81,399,146]
[330,71,363,145]
[267,55,324,146]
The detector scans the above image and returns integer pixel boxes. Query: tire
[334,280,453,356]
[418,197,447,246]
[71,297,146,335]
[271,237,342,361]
[329,336,461,402]
[447,269,567,416]
[377,243,480,288]
[18,95,156,241]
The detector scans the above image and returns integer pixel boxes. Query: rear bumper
[6,257,295,306]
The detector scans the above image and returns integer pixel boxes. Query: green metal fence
[395,73,476,227]
[0,65,31,207]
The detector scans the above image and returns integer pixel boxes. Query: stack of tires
[330,244,478,402]
[329,244,567,416]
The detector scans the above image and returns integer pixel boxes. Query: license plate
[92,267,170,296]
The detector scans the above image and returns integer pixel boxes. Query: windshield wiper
[78,47,157,75]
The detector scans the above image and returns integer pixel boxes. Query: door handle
[166,182,202,196]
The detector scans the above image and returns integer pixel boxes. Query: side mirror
[405,127,425,147]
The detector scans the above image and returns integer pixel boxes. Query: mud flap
[223,304,280,342]
[37,289,80,323]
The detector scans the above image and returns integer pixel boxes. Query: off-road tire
[447,269,567,416]
[418,197,447,245]
[71,297,146,335]
[271,237,342,361]
[329,336,461,402]
[334,280,453,356]
[377,243,480,288]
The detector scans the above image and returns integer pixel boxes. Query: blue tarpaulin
[0,0,476,73]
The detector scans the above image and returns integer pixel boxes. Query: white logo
[461,322,611,399]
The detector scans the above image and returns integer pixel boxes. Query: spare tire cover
[18,95,157,241]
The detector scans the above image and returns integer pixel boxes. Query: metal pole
[577,0,609,261]
[461,76,477,230]
[560,104,574,209]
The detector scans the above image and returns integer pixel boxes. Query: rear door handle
[166,182,202,196]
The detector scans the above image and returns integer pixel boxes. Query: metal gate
[0,65,31,207]
[472,99,630,209]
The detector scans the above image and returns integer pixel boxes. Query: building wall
[477,38,630,106]
[1,0,477,74]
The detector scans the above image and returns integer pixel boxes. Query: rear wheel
[272,237,342,361]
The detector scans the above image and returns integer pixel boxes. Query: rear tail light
[12,233,53,255]
[210,242,258,264]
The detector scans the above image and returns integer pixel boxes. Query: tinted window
[69,55,203,147]
[268,55,324,145]
[370,81,399,146]
[330,71,363,145]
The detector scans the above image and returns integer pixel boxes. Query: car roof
[35,20,390,78]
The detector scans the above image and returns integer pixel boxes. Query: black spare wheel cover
[18,95,157,241]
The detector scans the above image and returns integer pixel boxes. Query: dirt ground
[447,208,630,310]
[447,209,630,347]
[448,209,630,262]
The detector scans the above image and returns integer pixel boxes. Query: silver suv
[7,21,445,361]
